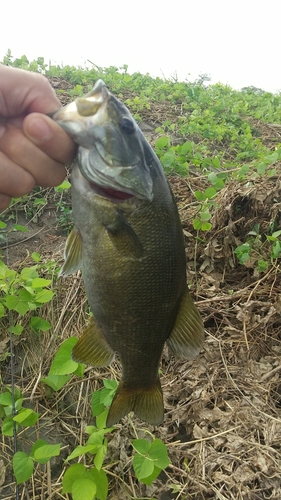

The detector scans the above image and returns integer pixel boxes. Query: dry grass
[0,82,281,500]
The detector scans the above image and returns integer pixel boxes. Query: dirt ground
[0,79,281,500]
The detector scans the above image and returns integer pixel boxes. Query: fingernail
[27,117,51,141]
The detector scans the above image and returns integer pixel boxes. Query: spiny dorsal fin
[167,288,204,360]
[72,317,114,367]
[59,226,83,277]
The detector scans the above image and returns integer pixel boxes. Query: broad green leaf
[20,267,38,281]
[201,222,212,231]
[0,302,5,317]
[91,392,105,417]
[94,442,107,471]
[149,439,170,469]
[2,416,17,436]
[155,136,169,149]
[31,252,40,262]
[133,453,154,480]
[55,180,71,191]
[257,162,266,175]
[0,220,7,228]
[0,392,12,406]
[49,337,78,375]
[161,150,175,168]
[13,408,39,426]
[30,316,51,333]
[194,190,204,201]
[66,444,98,462]
[204,187,217,199]
[13,224,29,232]
[32,278,52,288]
[41,374,72,391]
[133,438,151,455]
[72,478,96,500]
[11,324,24,335]
[35,289,54,303]
[32,443,61,464]
[140,465,162,486]
[200,210,211,221]
[212,157,221,168]
[13,451,34,484]
[88,468,108,500]
[193,218,202,230]
[62,463,87,493]
[181,141,193,155]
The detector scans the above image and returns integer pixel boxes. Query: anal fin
[167,288,204,360]
[72,317,114,367]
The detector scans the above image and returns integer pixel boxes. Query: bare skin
[0,65,76,211]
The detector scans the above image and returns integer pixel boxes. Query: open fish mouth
[89,181,134,202]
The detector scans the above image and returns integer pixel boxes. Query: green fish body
[53,80,204,426]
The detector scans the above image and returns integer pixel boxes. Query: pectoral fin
[72,317,114,367]
[59,226,83,277]
[106,211,143,258]
[167,288,204,360]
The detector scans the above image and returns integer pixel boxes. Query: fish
[53,80,204,427]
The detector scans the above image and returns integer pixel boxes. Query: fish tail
[106,379,164,427]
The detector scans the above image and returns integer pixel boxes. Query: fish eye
[119,117,135,134]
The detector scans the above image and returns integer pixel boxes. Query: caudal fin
[106,379,164,427]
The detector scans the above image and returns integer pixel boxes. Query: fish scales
[53,80,204,426]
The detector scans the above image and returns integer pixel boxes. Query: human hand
[0,65,76,210]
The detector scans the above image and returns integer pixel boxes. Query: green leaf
[55,180,71,191]
[13,224,29,232]
[2,416,17,436]
[201,222,212,231]
[66,444,98,462]
[88,468,108,500]
[72,478,96,500]
[0,392,12,406]
[32,278,52,288]
[0,302,5,317]
[212,157,221,168]
[32,442,61,464]
[0,220,7,228]
[49,337,78,375]
[94,442,107,471]
[161,150,175,168]
[13,451,34,484]
[133,438,151,455]
[155,136,169,149]
[149,439,170,469]
[41,374,72,391]
[11,324,24,335]
[194,190,204,201]
[30,316,51,333]
[193,218,202,230]
[264,152,278,164]
[133,453,154,480]
[35,289,54,303]
[13,408,39,426]
[181,141,193,155]
[204,187,217,199]
[257,162,266,175]
[140,465,162,486]
[31,252,40,262]
[62,464,87,493]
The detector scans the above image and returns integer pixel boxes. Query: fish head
[53,80,153,202]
